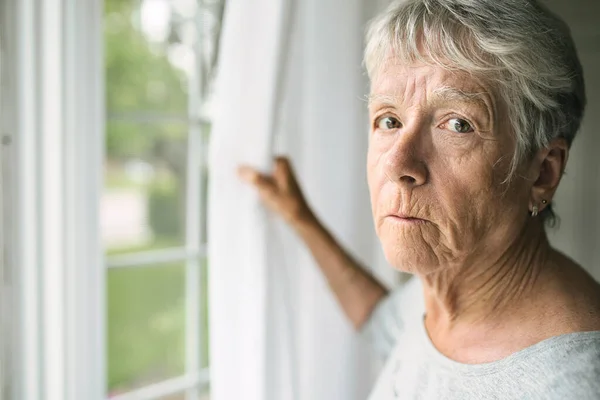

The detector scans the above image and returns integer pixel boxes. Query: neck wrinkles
[420,221,553,331]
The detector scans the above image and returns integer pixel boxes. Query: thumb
[237,165,259,183]
[238,165,277,194]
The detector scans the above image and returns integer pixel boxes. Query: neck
[420,221,554,331]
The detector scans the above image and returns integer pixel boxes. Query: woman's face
[367,61,532,275]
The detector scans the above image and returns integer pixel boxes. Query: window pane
[153,388,210,400]
[160,394,186,400]
[200,385,211,400]
[153,386,210,400]
[103,122,188,253]
[201,257,210,368]
[105,0,189,115]
[107,262,186,395]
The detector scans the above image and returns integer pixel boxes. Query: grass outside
[107,240,210,395]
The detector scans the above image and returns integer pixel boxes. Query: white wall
[544,0,600,280]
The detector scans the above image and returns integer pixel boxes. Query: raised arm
[238,157,389,330]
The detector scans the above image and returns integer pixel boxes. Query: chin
[376,218,449,275]
[380,239,443,276]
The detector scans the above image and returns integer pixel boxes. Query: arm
[238,157,389,330]
[294,213,389,330]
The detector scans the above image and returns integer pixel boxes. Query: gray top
[362,277,600,399]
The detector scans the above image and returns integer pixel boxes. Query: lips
[386,214,429,225]
[391,212,426,220]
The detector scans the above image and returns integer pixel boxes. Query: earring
[532,205,539,217]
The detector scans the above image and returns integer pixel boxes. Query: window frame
[1,0,12,396]
[4,0,106,399]
[3,0,216,397]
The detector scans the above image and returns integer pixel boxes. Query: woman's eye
[446,118,474,134]
[376,116,402,130]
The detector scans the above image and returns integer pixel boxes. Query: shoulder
[377,277,425,326]
[538,332,600,399]
[387,277,424,311]
[361,277,425,360]
[369,276,425,322]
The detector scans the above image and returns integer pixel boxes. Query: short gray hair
[364,0,586,224]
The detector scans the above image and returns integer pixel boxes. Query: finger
[252,176,282,209]
[273,157,296,191]
[274,156,292,173]
[238,165,262,183]
[238,165,276,190]
[257,185,280,207]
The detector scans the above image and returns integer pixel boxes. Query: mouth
[386,214,429,225]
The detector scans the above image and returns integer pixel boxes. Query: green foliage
[148,179,183,240]
[105,121,187,166]
[104,0,188,160]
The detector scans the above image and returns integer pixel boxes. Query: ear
[529,138,569,212]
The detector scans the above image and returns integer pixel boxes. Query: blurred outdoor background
[101,0,221,397]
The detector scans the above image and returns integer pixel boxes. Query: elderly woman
[239,0,600,398]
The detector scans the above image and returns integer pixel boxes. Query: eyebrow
[367,87,490,109]
[431,86,489,109]
[367,94,399,108]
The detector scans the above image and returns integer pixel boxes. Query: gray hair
[364,0,586,224]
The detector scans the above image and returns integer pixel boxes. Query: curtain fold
[207,1,294,399]
[208,1,395,399]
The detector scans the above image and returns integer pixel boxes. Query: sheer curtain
[208,0,394,399]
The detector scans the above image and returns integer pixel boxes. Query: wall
[545,0,600,280]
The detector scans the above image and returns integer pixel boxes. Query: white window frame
[1,0,11,396]
[3,0,105,399]
[3,0,214,398]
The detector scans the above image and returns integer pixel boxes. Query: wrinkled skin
[367,61,533,276]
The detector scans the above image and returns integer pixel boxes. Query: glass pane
[154,386,210,400]
[200,134,210,245]
[102,122,188,254]
[104,0,190,115]
[107,262,186,395]
[159,393,186,400]
[159,387,210,400]
[201,257,210,368]
[200,385,211,400]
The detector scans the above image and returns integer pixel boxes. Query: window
[102,1,224,399]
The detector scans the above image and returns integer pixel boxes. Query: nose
[382,126,428,187]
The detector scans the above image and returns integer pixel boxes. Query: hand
[238,157,315,227]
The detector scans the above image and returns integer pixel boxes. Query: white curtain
[208,0,395,399]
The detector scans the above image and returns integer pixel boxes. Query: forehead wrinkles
[369,68,431,108]
[402,70,429,105]
[369,67,494,115]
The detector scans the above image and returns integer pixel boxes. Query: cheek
[366,138,391,221]
[435,156,496,224]
[431,143,521,243]
[366,142,381,200]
